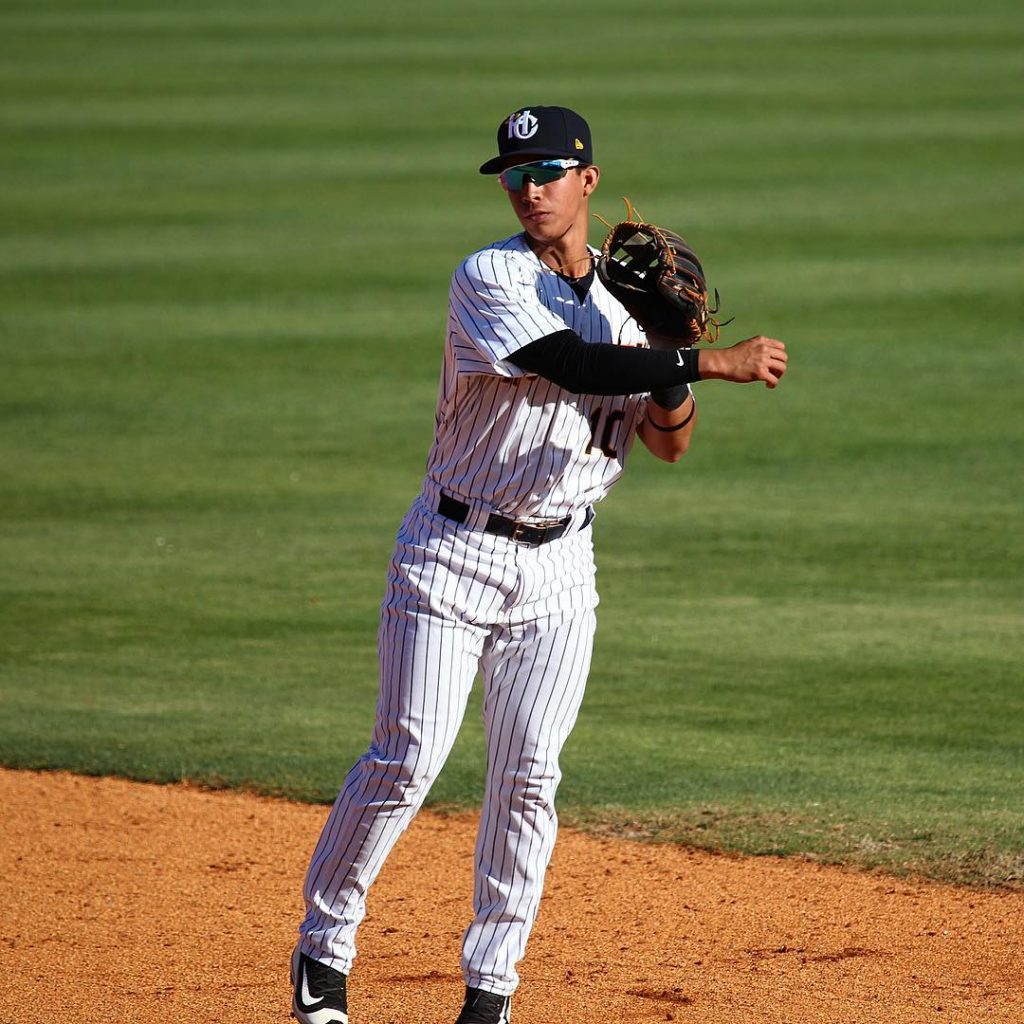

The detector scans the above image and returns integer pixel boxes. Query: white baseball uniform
[298,232,648,996]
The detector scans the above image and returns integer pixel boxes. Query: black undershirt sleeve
[506,329,701,397]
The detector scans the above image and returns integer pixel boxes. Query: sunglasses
[499,159,581,191]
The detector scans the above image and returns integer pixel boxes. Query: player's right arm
[450,247,787,392]
[508,331,787,394]
[697,336,788,389]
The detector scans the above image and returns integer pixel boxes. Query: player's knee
[501,761,561,805]
[362,739,444,797]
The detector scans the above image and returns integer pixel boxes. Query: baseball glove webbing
[595,198,731,348]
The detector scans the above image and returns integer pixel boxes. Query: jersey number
[587,409,624,460]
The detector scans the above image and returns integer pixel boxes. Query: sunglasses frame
[499,158,582,192]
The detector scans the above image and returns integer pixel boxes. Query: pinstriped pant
[298,496,598,995]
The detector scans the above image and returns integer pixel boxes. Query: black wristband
[650,383,692,411]
[646,393,696,432]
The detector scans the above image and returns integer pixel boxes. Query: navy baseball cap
[479,105,593,174]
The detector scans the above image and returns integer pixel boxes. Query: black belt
[437,493,591,546]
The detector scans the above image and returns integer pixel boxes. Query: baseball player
[291,105,787,1024]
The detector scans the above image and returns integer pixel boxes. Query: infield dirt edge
[2,767,1022,1023]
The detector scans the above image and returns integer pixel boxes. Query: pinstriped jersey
[424,232,647,520]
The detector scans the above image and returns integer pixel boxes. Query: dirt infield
[1,769,1021,1023]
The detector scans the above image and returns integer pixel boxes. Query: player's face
[504,163,600,247]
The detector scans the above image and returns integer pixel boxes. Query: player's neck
[524,215,592,279]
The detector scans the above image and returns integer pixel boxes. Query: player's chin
[519,214,564,244]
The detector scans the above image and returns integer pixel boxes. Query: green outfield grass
[2,0,1022,886]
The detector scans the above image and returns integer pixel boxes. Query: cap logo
[508,109,539,140]
[574,138,584,150]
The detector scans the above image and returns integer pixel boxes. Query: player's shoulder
[454,233,536,287]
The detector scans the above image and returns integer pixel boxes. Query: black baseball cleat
[291,947,349,1024]
[454,986,512,1024]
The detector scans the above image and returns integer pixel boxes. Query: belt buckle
[513,518,566,546]
[511,521,536,545]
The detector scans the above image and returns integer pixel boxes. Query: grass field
[2,0,1022,886]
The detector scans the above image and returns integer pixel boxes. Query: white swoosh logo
[675,350,685,366]
[299,964,325,1010]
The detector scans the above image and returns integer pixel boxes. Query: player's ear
[581,164,600,196]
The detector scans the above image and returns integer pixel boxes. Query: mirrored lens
[499,160,579,191]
